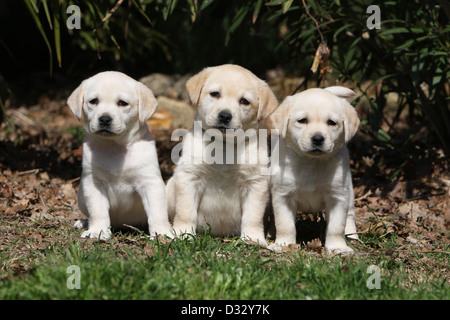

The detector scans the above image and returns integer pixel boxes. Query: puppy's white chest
[92,152,127,175]
[194,165,258,235]
[84,139,155,176]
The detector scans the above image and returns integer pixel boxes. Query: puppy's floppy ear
[186,68,211,106]
[343,102,360,142]
[269,96,292,138]
[138,82,158,124]
[257,82,278,122]
[67,81,85,121]
[324,86,360,142]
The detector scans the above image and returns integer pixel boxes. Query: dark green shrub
[2,0,448,156]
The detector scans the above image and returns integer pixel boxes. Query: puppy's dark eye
[118,100,129,107]
[239,98,250,105]
[327,119,337,126]
[89,98,99,105]
[298,118,308,124]
[210,91,220,98]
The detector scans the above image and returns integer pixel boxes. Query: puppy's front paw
[172,231,196,241]
[266,236,296,252]
[274,236,296,247]
[172,223,196,239]
[241,233,268,248]
[149,227,175,239]
[267,243,283,253]
[81,228,112,241]
[162,230,175,239]
[325,243,354,255]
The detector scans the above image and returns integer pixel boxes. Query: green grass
[0,218,448,300]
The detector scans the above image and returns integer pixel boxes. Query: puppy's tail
[324,86,355,99]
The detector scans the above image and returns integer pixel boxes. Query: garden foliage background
[0,0,448,299]
[1,0,448,154]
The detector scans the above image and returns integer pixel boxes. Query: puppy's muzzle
[97,114,114,136]
[309,134,326,155]
[99,115,112,127]
[218,110,232,125]
[215,110,233,132]
[311,134,325,147]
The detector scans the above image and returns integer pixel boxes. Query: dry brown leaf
[310,43,323,73]
[147,110,173,130]
[282,243,301,252]
[305,238,322,251]
[310,42,331,80]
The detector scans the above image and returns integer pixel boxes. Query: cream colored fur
[68,71,172,240]
[166,64,278,246]
[269,86,359,254]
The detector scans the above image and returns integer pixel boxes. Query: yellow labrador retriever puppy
[166,64,278,246]
[68,71,172,240]
[269,86,359,254]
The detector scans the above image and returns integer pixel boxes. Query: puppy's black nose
[218,110,232,124]
[311,134,325,146]
[99,115,112,127]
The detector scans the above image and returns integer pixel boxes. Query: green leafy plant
[23,0,178,74]
[11,0,450,155]
[267,0,450,154]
